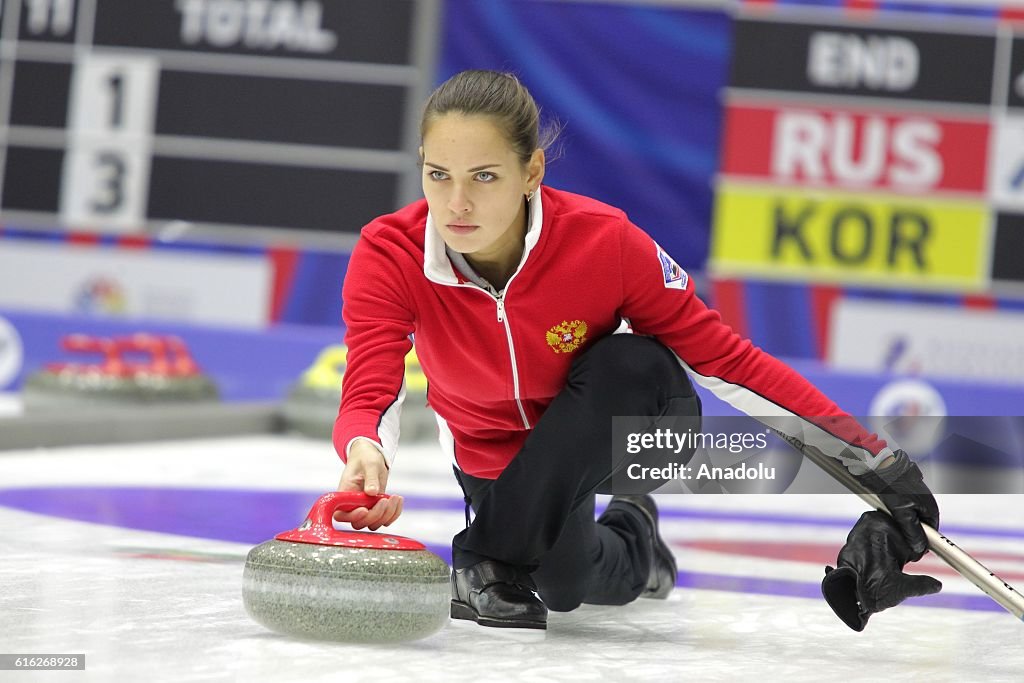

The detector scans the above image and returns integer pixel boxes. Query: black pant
[451,334,702,612]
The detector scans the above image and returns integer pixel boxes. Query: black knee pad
[574,335,694,400]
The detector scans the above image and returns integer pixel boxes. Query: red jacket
[334,186,890,478]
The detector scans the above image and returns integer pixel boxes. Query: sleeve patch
[656,244,688,290]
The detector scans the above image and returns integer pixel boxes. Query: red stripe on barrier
[1000,8,1024,22]
[843,0,878,13]
[710,278,749,340]
[962,294,996,310]
[67,232,100,246]
[116,235,151,249]
[810,285,842,360]
[268,247,300,323]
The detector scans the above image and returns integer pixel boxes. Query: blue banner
[0,309,340,401]
[437,0,732,271]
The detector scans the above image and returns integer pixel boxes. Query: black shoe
[450,560,548,630]
[609,494,678,599]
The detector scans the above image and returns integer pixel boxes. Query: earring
[527,189,536,201]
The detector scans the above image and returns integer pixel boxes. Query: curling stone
[21,335,137,411]
[242,492,450,642]
[22,334,219,412]
[116,334,219,404]
[282,345,436,441]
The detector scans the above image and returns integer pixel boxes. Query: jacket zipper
[494,292,531,429]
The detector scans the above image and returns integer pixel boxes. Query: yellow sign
[710,184,990,290]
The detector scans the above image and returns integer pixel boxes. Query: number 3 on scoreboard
[90,152,127,213]
[61,145,143,228]
[60,55,159,232]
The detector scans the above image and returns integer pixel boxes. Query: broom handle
[801,445,1024,622]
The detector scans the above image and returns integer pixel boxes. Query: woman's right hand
[334,439,404,531]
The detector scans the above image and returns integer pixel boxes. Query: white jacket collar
[424,188,545,285]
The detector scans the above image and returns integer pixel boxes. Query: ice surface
[0,435,1021,682]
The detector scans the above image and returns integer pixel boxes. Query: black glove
[854,449,939,560]
[822,511,942,631]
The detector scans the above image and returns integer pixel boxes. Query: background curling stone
[164,335,220,402]
[282,345,435,441]
[116,334,220,404]
[243,492,450,642]
[21,334,136,412]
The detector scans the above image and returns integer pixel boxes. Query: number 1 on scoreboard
[107,72,125,128]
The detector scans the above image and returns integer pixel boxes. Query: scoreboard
[711,8,1024,293]
[0,0,440,246]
